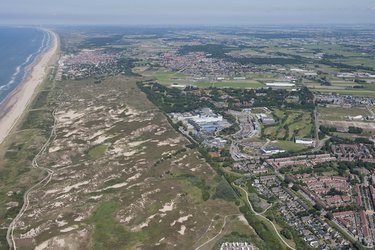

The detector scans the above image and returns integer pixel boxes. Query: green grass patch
[194,81,264,89]
[333,57,375,70]
[176,173,210,201]
[87,144,108,159]
[31,90,50,109]
[331,132,355,139]
[89,201,146,250]
[21,110,53,134]
[152,71,187,85]
[275,141,307,153]
[213,176,238,202]
[318,106,370,121]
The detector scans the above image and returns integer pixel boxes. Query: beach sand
[0,30,59,145]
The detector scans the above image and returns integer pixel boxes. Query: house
[209,152,221,158]
[261,145,285,155]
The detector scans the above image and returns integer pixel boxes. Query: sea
[0,27,52,104]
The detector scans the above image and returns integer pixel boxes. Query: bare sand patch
[178,225,187,235]
[159,201,175,213]
[60,225,78,233]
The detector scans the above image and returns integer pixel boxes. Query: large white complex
[171,108,223,123]
[170,108,230,135]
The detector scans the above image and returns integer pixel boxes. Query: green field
[150,71,188,85]
[318,106,370,121]
[147,69,266,89]
[274,140,308,152]
[194,81,264,89]
[88,144,108,159]
[262,109,313,141]
[333,57,375,70]
[304,79,375,98]
[309,87,375,98]
[89,201,146,250]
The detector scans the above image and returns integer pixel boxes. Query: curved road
[6,109,59,250]
[234,184,296,250]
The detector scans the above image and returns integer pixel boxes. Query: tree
[291,184,300,192]
[348,126,363,134]
[281,229,293,240]
[313,203,322,211]
[325,212,333,220]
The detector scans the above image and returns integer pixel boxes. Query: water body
[0,27,52,103]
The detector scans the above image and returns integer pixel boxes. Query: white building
[171,112,223,123]
[266,82,295,87]
[261,146,285,155]
[345,115,363,121]
[295,137,314,146]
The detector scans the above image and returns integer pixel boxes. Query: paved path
[194,214,241,250]
[6,108,59,250]
[234,184,296,250]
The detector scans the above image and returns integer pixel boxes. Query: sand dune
[0,30,59,145]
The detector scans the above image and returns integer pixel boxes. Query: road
[313,94,320,149]
[227,110,261,161]
[234,184,296,250]
[6,108,59,250]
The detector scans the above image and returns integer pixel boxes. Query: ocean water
[0,27,51,103]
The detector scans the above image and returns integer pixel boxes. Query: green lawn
[318,106,370,121]
[331,132,355,139]
[147,70,266,89]
[88,144,108,159]
[194,81,264,89]
[152,71,187,85]
[275,141,308,152]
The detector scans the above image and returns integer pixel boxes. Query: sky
[1,0,375,25]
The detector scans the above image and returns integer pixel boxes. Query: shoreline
[0,29,59,145]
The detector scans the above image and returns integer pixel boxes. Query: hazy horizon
[1,0,375,26]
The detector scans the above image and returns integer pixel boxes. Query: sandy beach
[0,30,59,145]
